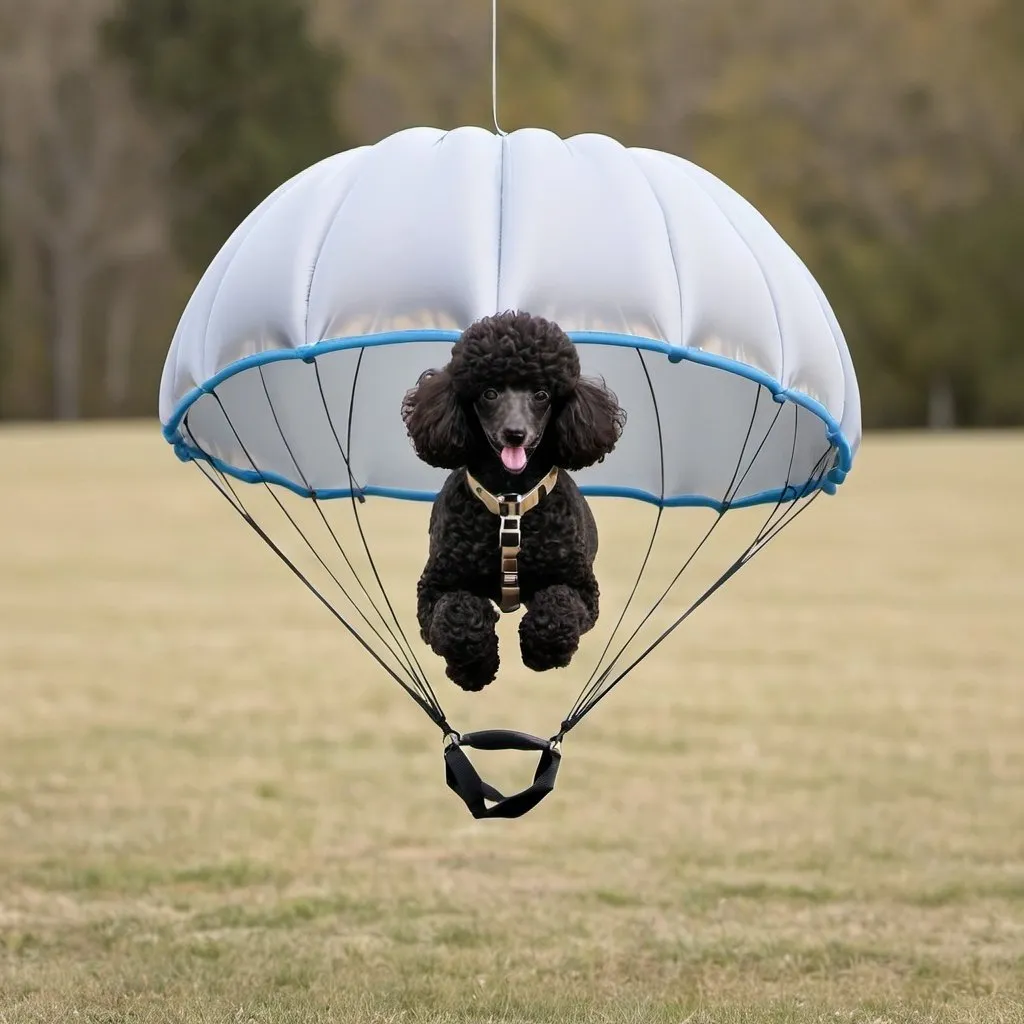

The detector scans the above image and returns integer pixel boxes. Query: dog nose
[502,428,527,447]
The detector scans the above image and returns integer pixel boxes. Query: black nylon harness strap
[443,729,562,819]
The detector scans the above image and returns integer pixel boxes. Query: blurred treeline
[0,0,1021,427]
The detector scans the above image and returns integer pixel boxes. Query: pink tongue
[501,446,527,472]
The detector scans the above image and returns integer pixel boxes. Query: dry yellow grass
[1,423,1023,1023]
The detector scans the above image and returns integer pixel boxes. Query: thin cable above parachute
[491,0,507,136]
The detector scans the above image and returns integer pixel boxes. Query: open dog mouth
[487,435,538,474]
[501,446,528,472]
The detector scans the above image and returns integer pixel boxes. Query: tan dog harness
[465,466,560,613]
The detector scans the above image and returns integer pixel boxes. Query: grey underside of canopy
[176,340,838,507]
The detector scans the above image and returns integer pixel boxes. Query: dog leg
[519,584,590,672]
[426,591,500,691]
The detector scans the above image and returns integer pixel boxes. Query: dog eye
[533,390,550,403]
[482,388,499,401]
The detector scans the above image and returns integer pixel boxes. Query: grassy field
[1,423,1023,1023]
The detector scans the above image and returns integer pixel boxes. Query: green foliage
[811,182,1024,428]
[0,0,1020,424]
[901,186,1024,426]
[103,0,346,269]
[680,0,1024,428]
[0,186,6,402]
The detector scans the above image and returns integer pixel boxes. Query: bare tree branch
[0,0,170,418]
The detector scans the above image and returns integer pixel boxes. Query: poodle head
[402,310,625,475]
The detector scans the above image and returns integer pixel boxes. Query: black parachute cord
[199,395,446,722]
[718,385,767,510]
[180,411,434,708]
[724,399,803,562]
[561,415,833,733]
[748,474,827,555]
[563,545,757,730]
[311,357,436,699]
[722,405,835,566]
[579,348,667,695]
[185,448,448,729]
[337,348,444,716]
[745,447,834,554]
[726,418,832,575]
[693,396,807,574]
[563,386,777,727]
[563,447,835,731]
[568,349,690,722]
[563,509,725,727]
[740,406,833,552]
[722,392,789,509]
[256,365,431,696]
[201,392,425,696]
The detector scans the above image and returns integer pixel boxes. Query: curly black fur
[402,310,626,691]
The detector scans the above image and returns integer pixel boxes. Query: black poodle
[401,310,626,691]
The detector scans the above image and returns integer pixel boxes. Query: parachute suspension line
[578,348,666,693]
[560,393,834,734]
[335,349,445,715]
[722,389,778,505]
[746,448,833,552]
[183,441,449,728]
[563,514,727,728]
[192,397,449,729]
[737,403,833,554]
[182,407,428,704]
[306,359,425,677]
[491,0,507,136]
[254,365,435,704]
[565,387,773,726]
[565,405,819,729]
[311,359,355,478]
[563,447,834,731]
[201,390,429,699]
[726,390,766,495]
[297,359,438,703]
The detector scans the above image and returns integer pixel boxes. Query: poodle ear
[551,376,626,470]
[401,369,471,468]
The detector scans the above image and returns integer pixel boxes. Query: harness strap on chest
[465,466,559,613]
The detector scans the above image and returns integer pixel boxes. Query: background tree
[103,0,348,271]
[0,156,7,406]
[0,0,1021,426]
[0,0,167,419]
[680,0,1023,427]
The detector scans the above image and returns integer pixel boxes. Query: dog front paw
[519,585,587,672]
[443,647,500,691]
[427,591,500,691]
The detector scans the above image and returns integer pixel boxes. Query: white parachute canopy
[159,126,861,508]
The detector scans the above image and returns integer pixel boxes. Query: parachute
[159,126,861,819]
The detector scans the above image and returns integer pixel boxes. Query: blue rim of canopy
[162,328,855,511]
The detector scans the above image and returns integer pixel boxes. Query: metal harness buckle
[499,498,523,612]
